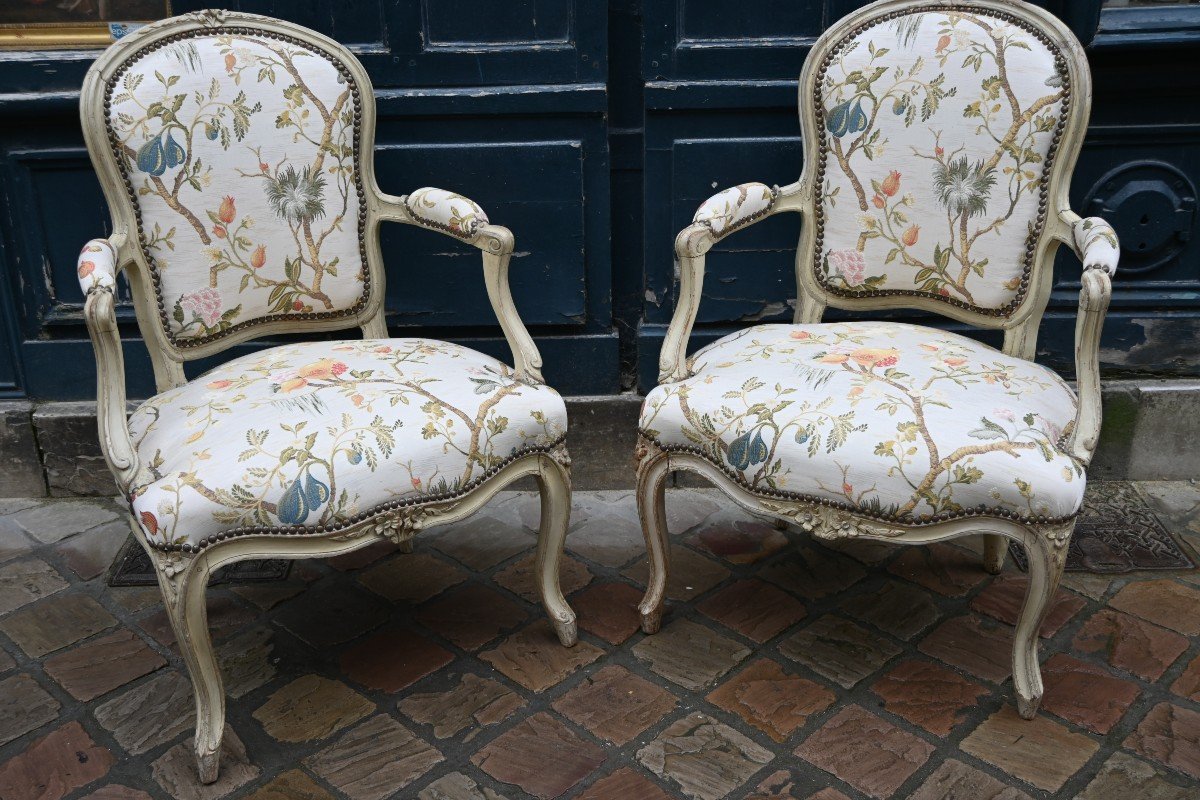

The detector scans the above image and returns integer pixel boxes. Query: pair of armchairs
[78,1,1117,784]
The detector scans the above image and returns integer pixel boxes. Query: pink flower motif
[1040,417,1063,441]
[180,287,222,328]
[994,408,1016,423]
[829,249,866,287]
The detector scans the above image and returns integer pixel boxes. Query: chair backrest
[81,10,384,366]
[795,0,1090,335]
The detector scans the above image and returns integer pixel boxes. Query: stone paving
[2,484,1200,799]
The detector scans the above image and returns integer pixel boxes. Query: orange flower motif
[297,359,348,380]
[351,393,365,407]
[818,353,849,364]
[77,260,95,279]
[919,343,941,352]
[943,356,968,367]
[849,347,899,368]
[789,330,812,340]
[213,225,227,239]
[224,53,236,72]
[280,377,308,393]
[251,245,266,268]
[902,224,920,246]
[206,379,233,390]
[140,511,159,536]
[218,196,236,224]
[872,194,886,209]
[848,386,864,398]
[881,171,901,197]
[843,482,854,496]
[411,477,422,490]
[936,34,952,53]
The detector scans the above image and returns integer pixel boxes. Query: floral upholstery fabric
[106,31,366,344]
[405,188,489,239]
[1073,217,1120,275]
[128,339,566,548]
[816,9,1067,313]
[640,322,1084,522]
[78,239,118,294]
[693,183,776,238]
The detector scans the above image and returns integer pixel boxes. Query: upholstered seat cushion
[129,339,566,548]
[640,322,1083,523]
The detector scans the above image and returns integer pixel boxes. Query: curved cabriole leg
[983,533,1007,574]
[154,548,225,783]
[1011,522,1071,719]
[535,450,577,647]
[635,446,672,635]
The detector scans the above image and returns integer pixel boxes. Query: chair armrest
[375,188,543,384]
[661,181,804,383]
[1058,212,1118,464]
[78,237,146,492]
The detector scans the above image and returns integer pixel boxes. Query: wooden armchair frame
[637,0,1116,720]
[79,10,574,784]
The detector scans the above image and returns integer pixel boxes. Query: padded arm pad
[405,187,490,239]
[77,238,119,294]
[692,183,777,239]
[1072,216,1119,276]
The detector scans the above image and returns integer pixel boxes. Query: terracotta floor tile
[339,627,453,693]
[55,522,128,581]
[252,675,373,744]
[92,670,194,755]
[1072,609,1188,681]
[43,629,165,702]
[779,615,901,688]
[273,583,390,648]
[696,579,806,643]
[430,517,534,571]
[748,770,851,799]
[575,768,674,800]
[0,721,115,800]
[908,758,1032,800]
[1110,579,1200,636]
[1170,652,1200,701]
[841,579,940,640]
[472,712,605,798]
[78,785,156,800]
[1076,751,1196,800]
[215,626,276,699]
[553,664,676,744]
[961,706,1099,792]
[637,712,774,800]
[493,552,591,602]
[622,544,730,601]
[1125,702,1200,781]
[795,705,934,799]
[0,592,116,657]
[416,584,527,650]
[970,575,1086,637]
[399,672,523,740]
[0,673,60,746]
[888,543,989,597]
[0,559,68,616]
[632,618,750,690]
[417,772,508,800]
[707,658,834,742]
[870,659,988,736]
[572,581,642,644]
[325,541,398,571]
[1040,653,1140,734]
[303,714,442,800]
[240,769,335,800]
[918,614,1012,683]
[761,545,866,600]
[138,593,254,649]
[686,518,788,564]
[566,512,648,568]
[479,621,604,692]
[358,552,466,605]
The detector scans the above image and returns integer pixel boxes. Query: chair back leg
[535,449,578,647]
[635,443,672,634]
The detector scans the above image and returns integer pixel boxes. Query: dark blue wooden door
[0,1,1197,400]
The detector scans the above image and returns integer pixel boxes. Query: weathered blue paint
[0,1,1197,400]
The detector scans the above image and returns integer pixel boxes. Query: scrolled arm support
[1059,212,1118,464]
[661,181,804,383]
[375,189,543,384]
[78,236,147,492]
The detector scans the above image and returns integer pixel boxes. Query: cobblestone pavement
[2,484,1200,799]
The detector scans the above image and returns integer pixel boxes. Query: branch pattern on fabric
[405,187,490,239]
[816,10,1067,311]
[127,338,566,547]
[693,183,777,238]
[1073,216,1120,275]
[107,32,366,342]
[639,322,1084,521]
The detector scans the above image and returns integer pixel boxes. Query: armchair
[78,10,574,784]
[636,0,1117,721]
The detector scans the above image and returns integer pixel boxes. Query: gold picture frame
[0,1,173,50]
